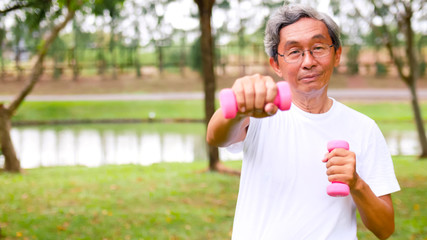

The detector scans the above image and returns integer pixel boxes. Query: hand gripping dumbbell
[219,81,292,119]
[326,140,350,197]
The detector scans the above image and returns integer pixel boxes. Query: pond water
[0,123,422,169]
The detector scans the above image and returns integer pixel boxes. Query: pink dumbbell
[219,81,292,119]
[326,140,350,197]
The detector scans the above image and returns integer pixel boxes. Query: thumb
[264,103,278,116]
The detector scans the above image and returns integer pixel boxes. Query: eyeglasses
[277,43,334,63]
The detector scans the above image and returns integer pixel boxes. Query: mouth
[299,73,321,82]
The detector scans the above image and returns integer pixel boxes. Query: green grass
[11,101,427,122]
[4,100,427,239]
[0,161,241,240]
[0,158,426,239]
[12,100,205,121]
[357,156,427,240]
[346,102,427,122]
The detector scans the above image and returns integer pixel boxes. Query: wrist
[350,173,365,193]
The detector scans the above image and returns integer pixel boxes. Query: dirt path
[1,89,427,102]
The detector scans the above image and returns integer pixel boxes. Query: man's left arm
[324,149,395,239]
[351,175,395,240]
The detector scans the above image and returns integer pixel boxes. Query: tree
[350,0,427,158]
[194,0,218,171]
[0,23,6,82]
[194,0,239,175]
[130,0,142,78]
[71,18,80,81]
[142,0,174,75]
[93,0,125,80]
[11,16,26,81]
[0,0,80,172]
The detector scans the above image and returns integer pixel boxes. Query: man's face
[270,18,341,96]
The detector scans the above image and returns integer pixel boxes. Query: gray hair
[264,4,341,62]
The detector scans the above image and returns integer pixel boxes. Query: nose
[301,50,316,69]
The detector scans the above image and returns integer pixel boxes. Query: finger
[325,156,348,168]
[232,79,246,113]
[327,174,350,184]
[329,148,351,157]
[322,153,329,163]
[264,103,278,116]
[326,165,348,176]
[254,78,267,110]
[264,77,278,103]
[243,78,255,112]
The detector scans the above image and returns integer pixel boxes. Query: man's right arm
[206,109,250,148]
[206,74,279,147]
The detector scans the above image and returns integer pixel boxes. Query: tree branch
[0,1,32,15]
[368,0,410,84]
[7,6,76,114]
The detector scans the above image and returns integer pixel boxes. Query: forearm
[206,109,249,147]
[351,175,395,239]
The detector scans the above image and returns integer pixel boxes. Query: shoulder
[334,100,376,125]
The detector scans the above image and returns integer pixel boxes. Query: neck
[291,87,332,114]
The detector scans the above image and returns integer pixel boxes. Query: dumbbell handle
[326,140,350,197]
[219,81,292,119]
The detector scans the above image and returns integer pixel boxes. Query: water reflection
[0,124,422,169]
[385,130,420,156]
[8,124,241,169]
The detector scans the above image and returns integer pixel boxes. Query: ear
[334,46,342,67]
[269,57,283,77]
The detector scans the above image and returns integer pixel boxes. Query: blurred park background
[0,0,426,239]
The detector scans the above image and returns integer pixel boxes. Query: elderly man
[207,4,400,240]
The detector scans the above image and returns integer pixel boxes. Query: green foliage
[161,46,189,68]
[346,44,360,75]
[92,0,125,18]
[189,37,202,73]
[48,37,67,79]
[21,0,54,31]
[375,62,388,76]
[419,60,426,77]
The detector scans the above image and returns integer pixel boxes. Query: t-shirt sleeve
[358,122,401,197]
[224,117,260,157]
[225,141,244,154]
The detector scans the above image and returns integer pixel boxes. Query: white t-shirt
[229,99,400,240]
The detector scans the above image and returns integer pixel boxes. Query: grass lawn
[2,100,427,239]
[11,101,427,122]
[12,100,204,122]
[0,157,426,240]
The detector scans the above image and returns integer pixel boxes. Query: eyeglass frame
[276,43,335,63]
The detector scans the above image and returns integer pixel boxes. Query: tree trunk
[403,4,427,158]
[0,27,5,82]
[135,47,141,78]
[0,48,4,82]
[180,35,186,77]
[110,19,117,80]
[195,0,220,171]
[15,45,23,82]
[0,105,20,172]
[409,82,427,157]
[72,18,79,82]
[157,45,164,74]
[370,1,427,159]
[1,6,76,172]
[72,47,79,82]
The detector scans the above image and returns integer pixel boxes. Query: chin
[298,83,328,95]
